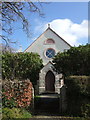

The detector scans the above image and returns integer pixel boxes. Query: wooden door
[45,71,55,92]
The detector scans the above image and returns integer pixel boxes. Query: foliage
[2,107,90,120]
[2,52,43,85]
[2,93,17,108]
[65,76,90,97]
[2,79,33,108]
[2,107,32,119]
[65,76,90,117]
[53,44,90,76]
[73,117,90,120]
[81,104,90,118]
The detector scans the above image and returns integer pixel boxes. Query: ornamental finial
[48,23,50,28]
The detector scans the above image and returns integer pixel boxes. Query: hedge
[65,76,90,117]
[2,79,33,108]
[2,52,43,85]
[53,44,90,76]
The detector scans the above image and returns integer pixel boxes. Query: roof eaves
[24,27,71,52]
[24,28,49,52]
[49,27,72,47]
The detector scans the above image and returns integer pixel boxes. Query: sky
[7,2,88,52]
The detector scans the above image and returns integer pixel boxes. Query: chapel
[24,25,71,94]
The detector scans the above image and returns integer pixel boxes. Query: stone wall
[37,62,65,94]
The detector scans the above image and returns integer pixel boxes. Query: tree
[53,44,90,76]
[1,2,44,46]
[0,43,16,53]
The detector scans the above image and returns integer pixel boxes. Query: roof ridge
[24,27,49,52]
[49,27,72,47]
[24,27,71,52]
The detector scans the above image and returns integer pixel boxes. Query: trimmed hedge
[2,79,33,108]
[65,76,90,117]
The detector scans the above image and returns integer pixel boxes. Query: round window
[46,48,55,58]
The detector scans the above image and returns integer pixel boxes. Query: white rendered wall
[24,28,71,65]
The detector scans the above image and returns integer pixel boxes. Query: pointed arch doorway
[45,71,55,92]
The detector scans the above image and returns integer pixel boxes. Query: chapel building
[24,25,71,94]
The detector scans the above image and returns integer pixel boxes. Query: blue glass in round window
[46,48,55,58]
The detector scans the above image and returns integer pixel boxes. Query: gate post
[59,85,67,114]
[30,87,34,114]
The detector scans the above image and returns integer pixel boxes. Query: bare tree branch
[1,2,44,49]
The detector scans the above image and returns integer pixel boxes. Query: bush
[81,104,90,117]
[53,44,90,76]
[73,117,90,120]
[65,76,90,117]
[2,52,43,85]
[2,79,33,108]
[2,107,32,119]
[2,93,17,108]
[65,76,90,97]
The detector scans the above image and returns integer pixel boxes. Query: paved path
[32,94,90,120]
[33,93,69,119]
[29,116,90,120]
[29,116,82,120]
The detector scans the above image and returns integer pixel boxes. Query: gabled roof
[24,27,49,52]
[44,61,54,67]
[24,27,71,52]
[49,27,72,47]
[40,61,55,72]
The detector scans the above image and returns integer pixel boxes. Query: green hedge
[2,52,43,85]
[53,44,90,76]
[65,76,90,117]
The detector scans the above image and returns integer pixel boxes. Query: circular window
[46,48,55,58]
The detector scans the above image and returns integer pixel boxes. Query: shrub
[2,79,33,108]
[65,76,90,96]
[53,44,90,76]
[2,107,32,119]
[2,52,43,85]
[2,93,17,108]
[65,76,90,117]
[73,117,90,120]
[81,104,90,117]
